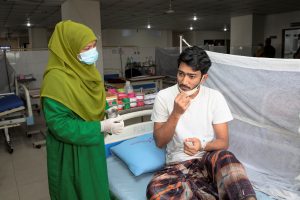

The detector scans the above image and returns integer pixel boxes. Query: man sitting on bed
[147,46,256,200]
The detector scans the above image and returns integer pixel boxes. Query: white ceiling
[1,0,300,38]
[0,0,63,37]
[100,0,300,31]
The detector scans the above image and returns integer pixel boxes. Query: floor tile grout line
[11,151,21,200]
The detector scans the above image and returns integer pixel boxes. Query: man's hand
[183,137,203,156]
[173,92,191,117]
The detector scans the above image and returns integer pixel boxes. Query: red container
[136,93,144,107]
[118,93,128,100]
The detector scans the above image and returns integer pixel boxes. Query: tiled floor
[0,109,148,200]
[0,113,50,200]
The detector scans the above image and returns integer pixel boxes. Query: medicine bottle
[124,81,133,94]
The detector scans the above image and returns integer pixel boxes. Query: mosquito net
[156,48,300,199]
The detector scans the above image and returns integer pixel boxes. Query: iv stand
[179,35,192,53]
[3,49,12,92]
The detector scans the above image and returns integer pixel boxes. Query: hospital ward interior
[0,0,300,200]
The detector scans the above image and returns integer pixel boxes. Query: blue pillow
[110,133,166,176]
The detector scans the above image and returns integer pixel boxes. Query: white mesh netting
[156,48,300,200]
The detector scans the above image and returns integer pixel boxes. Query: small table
[29,88,40,98]
[119,104,153,115]
[17,77,36,89]
[128,75,165,91]
[28,89,46,148]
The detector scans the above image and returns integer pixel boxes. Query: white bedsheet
[107,155,275,200]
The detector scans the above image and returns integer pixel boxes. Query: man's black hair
[177,46,212,74]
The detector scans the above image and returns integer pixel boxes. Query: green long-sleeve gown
[43,97,110,200]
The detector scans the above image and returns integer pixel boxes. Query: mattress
[0,94,24,112]
[107,155,274,200]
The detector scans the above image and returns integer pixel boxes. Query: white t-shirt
[151,85,233,164]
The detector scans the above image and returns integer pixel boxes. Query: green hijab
[40,20,106,121]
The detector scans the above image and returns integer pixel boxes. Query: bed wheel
[6,142,14,154]
[8,148,13,154]
[35,144,42,149]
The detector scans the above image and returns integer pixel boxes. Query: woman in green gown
[40,20,124,200]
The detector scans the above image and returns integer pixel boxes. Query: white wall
[264,10,300,57]
[101,29,172,77]
[196,31,229,45]
[229,11,300,57]
[252,15,265,47]
[173,31,229,47]
[29,28,48,49]
[62,0,104,75]
[6,50,49,89]
[103,47,155,77]
[0,38,19,49]
[7,10,300,89]
[230,15,253,56]
[102,29,172,47]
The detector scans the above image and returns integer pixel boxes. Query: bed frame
[105,109,153,144]
[104,109,275,200]
[105,109,153,199]
[0,80,34,153]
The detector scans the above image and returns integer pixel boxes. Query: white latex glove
[100,115,124,135]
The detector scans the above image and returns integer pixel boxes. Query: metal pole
[179,35,183,53]
[182,38,192,47]
[119,47,124,77]
[3,50,12,92]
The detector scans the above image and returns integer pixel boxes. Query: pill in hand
[185,141,193,146]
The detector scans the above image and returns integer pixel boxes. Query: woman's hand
[100,115,124,135]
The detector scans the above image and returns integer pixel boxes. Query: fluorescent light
[189,26,193,30]
[26,22,31,27]
[147,24,151,29]
[193,15,197,21]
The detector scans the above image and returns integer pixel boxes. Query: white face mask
[177,83,200,96]
[177,76,204,96]
[78,47,99,65]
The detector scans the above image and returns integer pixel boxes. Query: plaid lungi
[147,150,256,200]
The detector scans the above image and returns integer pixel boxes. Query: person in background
[147,46,256,200]
[293,46,300,59]
[40,20,124,200]
[263,37,276,58]
[254,43,264,57]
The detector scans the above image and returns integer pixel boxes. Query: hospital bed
[105,109,275,200]
[0,80,34,153]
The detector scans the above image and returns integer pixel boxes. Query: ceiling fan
[164,0,175,14]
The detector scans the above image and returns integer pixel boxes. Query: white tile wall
[103,46,155,77]
[4,47,156,89]
[6,50,49,89]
